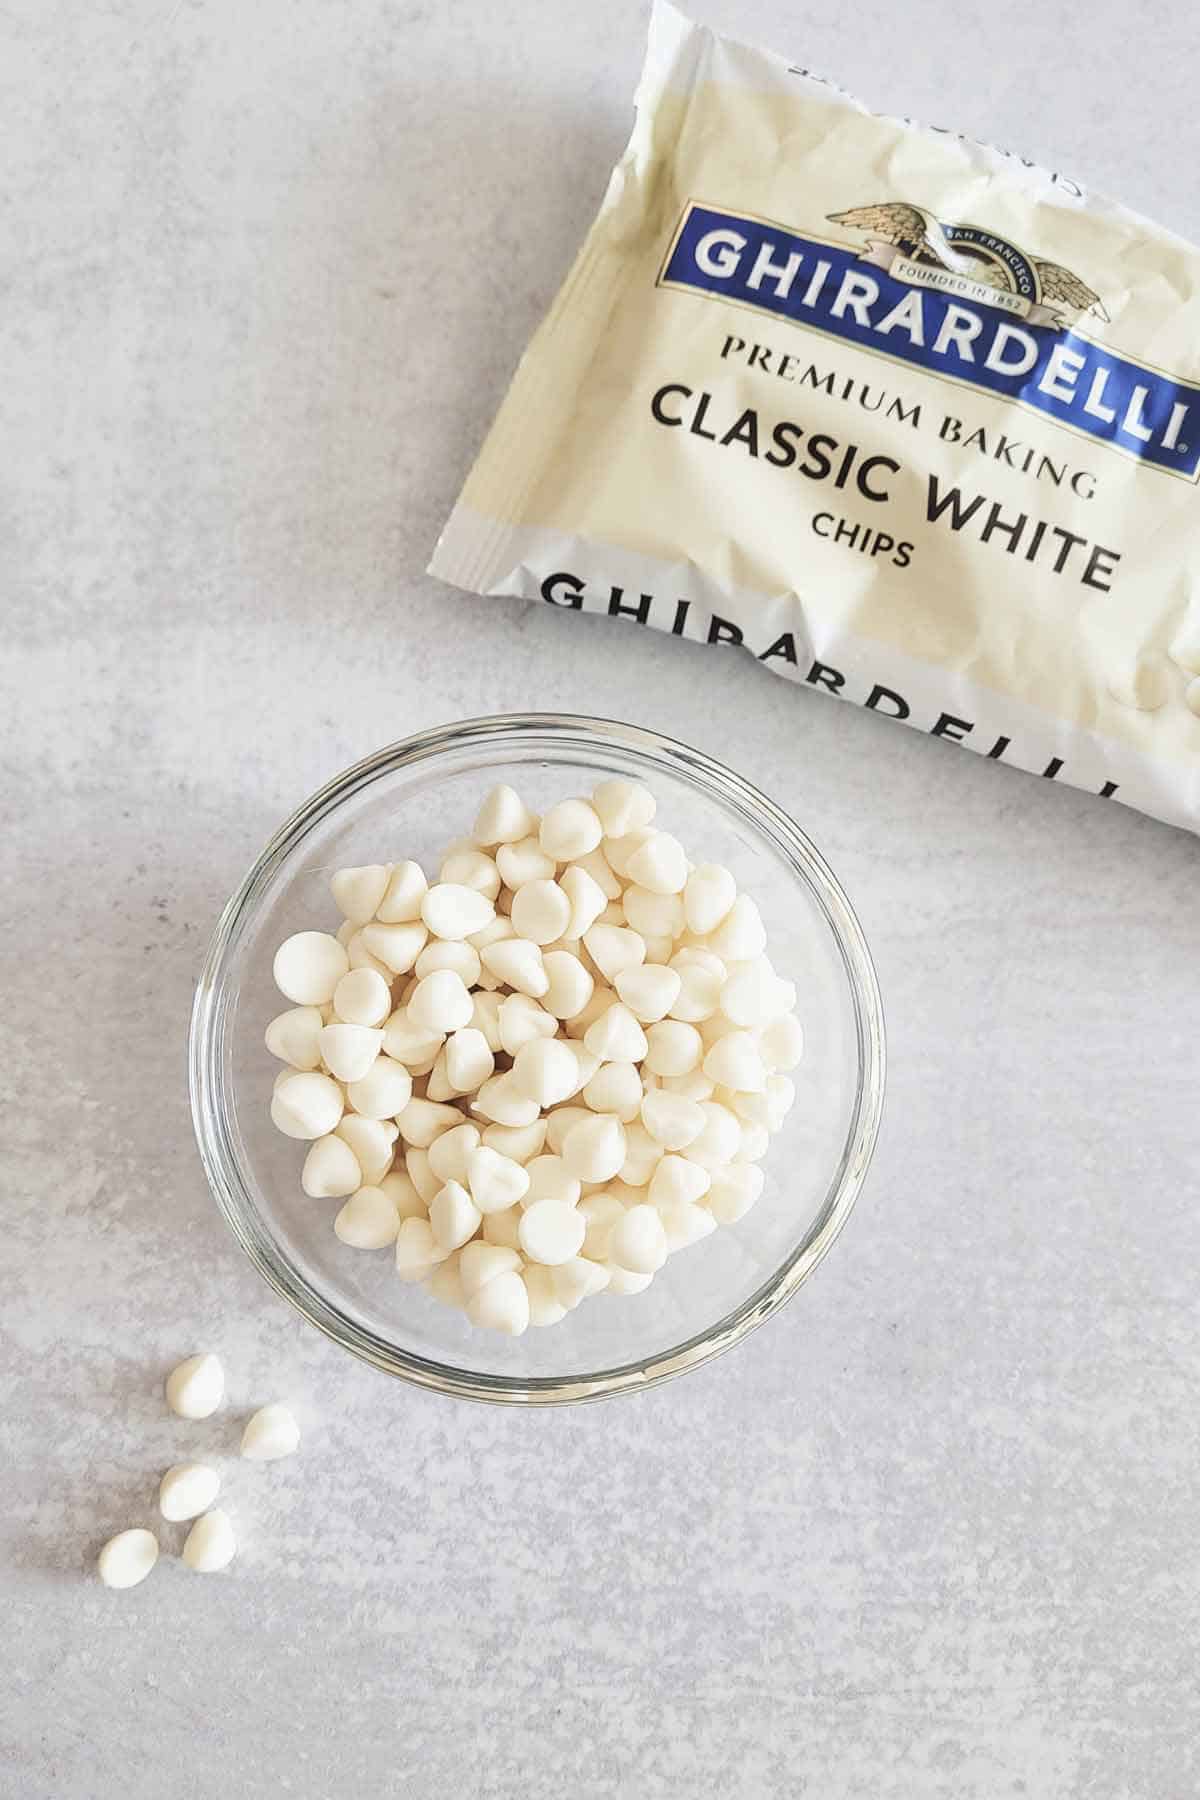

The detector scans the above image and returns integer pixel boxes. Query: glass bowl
[189,714,885,1404]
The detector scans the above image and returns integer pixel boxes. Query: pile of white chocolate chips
[265,779,804,1335]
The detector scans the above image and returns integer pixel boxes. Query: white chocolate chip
[583,1001,648,1064]
[640,1088,706,1150]
[330,863,390,926]
[159,1462,220,1523]
[471,1072,541,1128]
[165,1353,224,1420]
[614,963,681,1022]
[439,848,502,901]
[318,1022,383,1084]
[552,1256,611,1307]
[421,882,495,941]
[523,1263,569,1326]
[301,1133,362,1198]
[569,846,623,901]
[335,1185,401,1247]
[622,885,685,940]
[273,932,349,1006]
[383,1166,429,1224]
[498,991,558,1055]
[346,1054,413,1120]
[687,1101,743,1168]
[381,1006,444,1066]
[511,879,572,946]
[496,836,556,888]
[603,827,656,879]
[721,961,789,1028]
[481,937,549,997]
[358,920,427,975]
[577,1192,625,1258]
[624,831,688,895]
[271,1070,345,1139]
[523,1155,583,1208]
[609,1204,668,1274]
[414,939,482,988]
[443,1027,495,1094]
[428,1253,466,1308]
[543,1106,591,1156]
[467,1269,530,1335]
[582,1060,644,1122]
[709,895,767,962]
[511,1037,581,1107]
[241,1403,300,1461]
[604,1263,655,1296]
[375,860,428,923]
[98,1528,159,1589]
[459,1240,522,1296]
[430,1179,483,1250]
[332,968,391,1028]
[539,798,603,861]
[643,1020,702,1078]
[408,969,474,1035]
[265,1006,325,1070]
[559,864,610,939]
[395,1214,441,1279]
[482,1203,525,1249]
[396,1097,464,1147]
[541,950,595,1020]
[467,1144,532,1214]
[591,778,656,837]
[473,784,537,846]
[683,863,736,935]
[427,1121,482,1185]
[705,1163,765,1223]
[181,1509,237,1573]
[404,1148,441,1206]
[583,924,646,983]
[657,1199,718,1251]
[519,1199,586,1265]
[562,1114,626,1182]
[702,1030,768,1093]
[649,1155,711,1207]
[481,1118,548,1164]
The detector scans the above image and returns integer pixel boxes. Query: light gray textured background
[3,1,1198,1794]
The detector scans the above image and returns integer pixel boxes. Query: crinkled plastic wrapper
[430,2,1200,835]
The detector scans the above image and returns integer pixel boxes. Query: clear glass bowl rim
[189,713,886,1405]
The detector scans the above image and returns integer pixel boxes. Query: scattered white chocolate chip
[165,1353,224,1420]
[240,1403,300,1462]
[98,1528,159,1589]
[159,1462,221,1523]
[181,1509,236,1573]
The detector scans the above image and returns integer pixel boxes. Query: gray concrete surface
[3,1,1198,1794]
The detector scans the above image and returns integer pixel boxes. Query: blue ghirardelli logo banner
[660,203,1200,477]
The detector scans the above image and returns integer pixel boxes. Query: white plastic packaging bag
[431,2,1200,835]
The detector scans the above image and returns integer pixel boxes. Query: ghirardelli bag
[431,2,1200,834]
